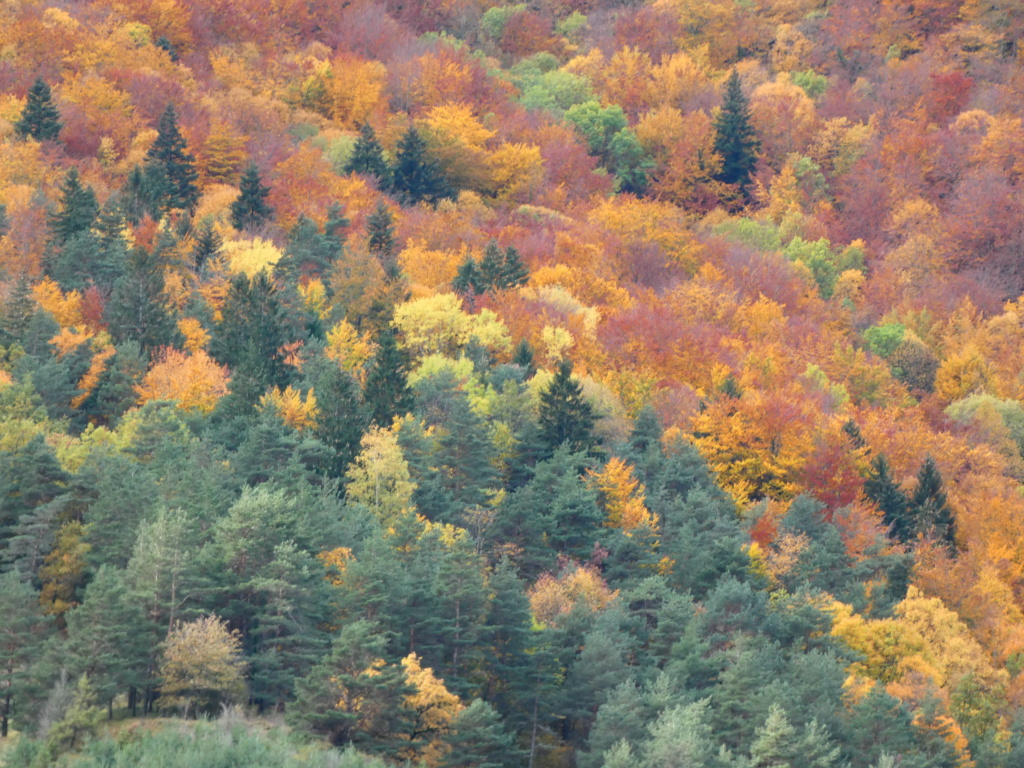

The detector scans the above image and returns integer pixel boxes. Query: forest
[2,0,1024,766]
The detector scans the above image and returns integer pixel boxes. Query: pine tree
[910,456,957,551]
[538,358,598,457]
[391,126,449,206]
[441,699,519,768]
[713,70,759,187]
[364,328,414,427]
[48,169,99,246]
[191,221,223,272]
[0,571,50,738]
[345,123,390,183]
[864,454,913,543]
[366,199,398,278]
[230,163,274,231]
[309,359,368,479]
[14,78,62,142]
[145,103,200,211]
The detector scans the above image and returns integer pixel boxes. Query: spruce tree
[452,256,481,296]
[345,123,390,183]
[48,169,99,246]
[390,126,449,206]
[479,240,504,290]
[512,338,535,376]
[864,454,913,543]
[309,359,368,479]
[1,276,35,342]
[713,70,759,187]
[191,221,222,272]
[538,358,598,457]
[910,456,957,551]
[14,78,62,142]
[364,328,414,427]
[499,244,529,289]
[366,199,398,278]
[145,103,200,211]
[104,246,180,352]
[229,163,274,231]
[0,202,8,238]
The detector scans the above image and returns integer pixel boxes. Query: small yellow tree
[158,615,247,717]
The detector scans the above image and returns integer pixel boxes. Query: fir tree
[277,205,348,283]
[229,163,274,231]
[104,246,181,352]
[0,571,50,738]
[390,126,449,206]
[713,70,759,187]
[366,199,397,278]
[512,338,535,376]
[191,221,223,272]
[538,358,598,457]
[499,244,529,289]
[910,456,958,551]
[308,359,368,479]
[14,78,62,142]
[1,276,35,342]
[364,328,414,427]
[0,202,8,238]
[145,103,200,211]
[479,240,505,290]
[345,123,390,183]
[864,454,913,543]
[452,256,481,296]
[48,169,99,246]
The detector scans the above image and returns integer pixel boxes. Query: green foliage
[538,358,598,458]
[791,70,829,100]
[364,328,414,427]
[390,126,450,206]
[145,104,200,212]
[864,323,906,359]
[345,123,390,183]
[713,70,759,187]
[14,78,62,142]
[480,4,526,39]
[230,164,274,232]
[565,101,628,159]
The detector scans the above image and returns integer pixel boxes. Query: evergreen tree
[538,358,598,457]
[345,123,390,183]
[277,206,347,284]
[452,256,481,296]
[104,246,180,352]
[864,455,913,543]
[366,200,397,278]
[48,169,99,247]
[441,699,519,768]
[230,163,274,231]
[478,240,505,290]
[910,456,957,551]
[713,70,759,187]
[1,276,35,342]
[191,221,223,272]
[145,103,200,211]
[364,328,414,427]
[308,358,368,479]
[0,571,50,738]
[512,338,535,376]
[0,202,6,238]
[390,126,449,206]
[14,78,62,142]
[499,244,529,289]
[210,271,295,412]
[0,433,68,554]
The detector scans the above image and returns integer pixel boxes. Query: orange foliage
[136,348,231,413]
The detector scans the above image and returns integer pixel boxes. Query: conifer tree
[104,246,181,352]
[49,169,99,246]
[230,163,274,231]
[14,78,62,142]
[0,571,49,738]
[452,256,481,296]
[441,699,519,768]
[864,455,913,543]
[1,276,35,342]
[364,328,414,427]
[910,456,957,551]
[191,221,223,272]
[479,240,505,290]
[391,126,449,206]
[0,203,8,238]
[538,358,597,457]
[145,103,200,211]
[713,70,759,187]
[366,199,398,278]
[512,338,535,376]
[345,123,390,183]
[499,244,529,289]
[309,360,368,478]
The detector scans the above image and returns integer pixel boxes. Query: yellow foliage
[394,293,512,358]
[136,349,231,414]
[258,386,319,431]
[487,142,545,203]
[589,196,703,275]
[420,103,494,192]
[345,425,416,527]
[71,344,116,408]
[318,546,354,586]
[935,347,991,401]
[179,317,211,353]
[59,73,137,153]
[201,123,248,184]
[529,563,618,628]
[588,457,657,532]
[398,241,468,292]
[331,55,388,128]
[651,50,712,108]
[222,237,284,276]
[325,320,375,373]
[33,278,83,327]
[50,327,93,358]
[401,653,463,764]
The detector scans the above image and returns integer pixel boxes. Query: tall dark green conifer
[0,571,50,738]
[145,104,200,211]
[230,163,274,231]
[104,246,180,352]
[452,256,481,296]
[309,359,368,479]
[864,454,913,543]
[390,126,449,206]
[910,456,957,551]
[1,276,35,342]
[713,70,759,187]
[499,244,529,289]
[191,221,222,272]
[538,358,598,457]
[14,78,62,142]
[366,199,398,278]
[48,169,98,246]
[345,123,390,183]
[363,328,414,427]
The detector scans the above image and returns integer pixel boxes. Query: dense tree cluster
[2,0,1024,766]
